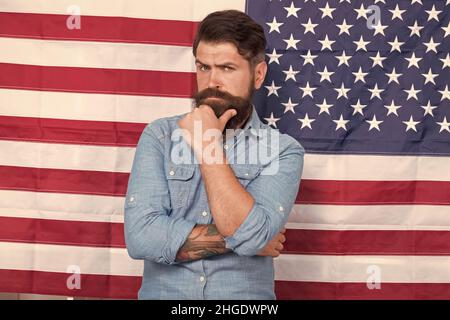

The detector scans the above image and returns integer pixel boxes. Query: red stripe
[283,229,450,255]
[0,166,129,197]
[298,179,450,205]
[275,281,450,300]
[1,269,449,300]
[0,116,146,147]
[0,12,198,46]
[0,217,125,248]
[0,63,196,97]
[2,216,450,255]
[0,269,140,299]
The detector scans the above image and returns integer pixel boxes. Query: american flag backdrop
[0,0,449,299]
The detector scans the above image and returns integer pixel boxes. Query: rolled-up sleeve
[224,141,304,256]
[124,123,196,265]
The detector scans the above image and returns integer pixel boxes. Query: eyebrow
[195,59,238,68]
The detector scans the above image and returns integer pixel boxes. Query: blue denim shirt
[124,105,304,299]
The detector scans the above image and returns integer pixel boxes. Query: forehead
[196,41,247,65]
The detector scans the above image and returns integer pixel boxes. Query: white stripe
[0,0,246,21]
[0,190,125,223]
[0,38,196,72]
[288,204,450,230]
[304,153,450,181]
[0,190,449,230]
[2,242,449,283]
[0,140,135,173]
[0,242,142,276]
[275,254,450,283]
[0,89,192,123]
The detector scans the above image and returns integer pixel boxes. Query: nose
[207,69,222,90]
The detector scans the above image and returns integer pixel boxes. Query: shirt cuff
[163,218,197,265]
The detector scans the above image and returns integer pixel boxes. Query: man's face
[194,41,266,130]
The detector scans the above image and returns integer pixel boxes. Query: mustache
[193,88,246,115]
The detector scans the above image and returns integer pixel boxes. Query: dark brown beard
[193,87,253,131]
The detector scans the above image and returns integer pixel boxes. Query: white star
[366,115,383,132]
[388,36,404,53]
[283,34,300,50]
[422,68,438,85]
[301,50,318,66]
[281,98,298,114]
[405,52,422,69]
[302,18,318,35]
[424,37,440,53]
[354,4,368,20]
[333,115,350,131]
[387,68,402,84]
[403,116,420,132]
[316,99,333,115]
[411,0,422,5]
[439,85,450,101]
[319,2,336,19]
[440,53,450,69]
[389,4,406,21]
[298,113,315,130]
[299,81,316,98]
[264,112,280,128]
[284,2,301,18]
[283,65,299,82]
[404,84,420,101]
[337,19,353,35]
[336,51,351,66]
[437,117,450,133]
[266,17,283,34]
[372,22,388,36]
[421,101,437,117]
[408,21,424,37]
[335,83,350,100]
[318,66,334,83]
[368,83,384,100]
[352,67,368,83]
[266,48,282,65]
[319,35,335,51]
[339,0,351,3]
[426,5,441,22]
[374,0,386,3]
[442,21,450,38]
[265,81,282,97]
[354,36,370,51]
[350,99,367,116]
[370,51,387,68]
[385,101,402,116]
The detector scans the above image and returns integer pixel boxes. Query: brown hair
[192,10,267,67]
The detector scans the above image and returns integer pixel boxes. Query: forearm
[199,146,255,237]
[175,224,231,262]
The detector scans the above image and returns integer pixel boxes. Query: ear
[253,61,268,90]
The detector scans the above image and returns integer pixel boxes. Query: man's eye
[199,65,209,71]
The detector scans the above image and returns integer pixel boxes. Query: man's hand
[257,228,286,258]
[177,105,236,160]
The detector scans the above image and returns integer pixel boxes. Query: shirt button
[279,206,284,212]
[129,196,135,202]
[199,276,205,282]
[244,173,249,177]
[169,170,175,176]
[202,211,208,217]
[223,144,229,150]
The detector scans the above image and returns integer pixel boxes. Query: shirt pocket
[229,164,262,188]
[166,164,196,208]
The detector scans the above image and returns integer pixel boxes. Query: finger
[280,234,286,243]
[277,243,284,251]
[218,108,237,127]
[281,228,286,233]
